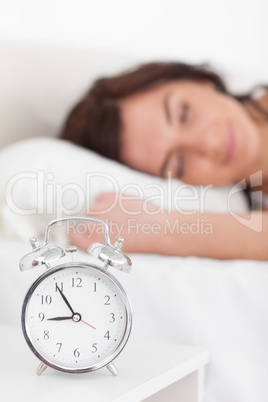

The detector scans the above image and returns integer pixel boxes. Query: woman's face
[120,80,260,185]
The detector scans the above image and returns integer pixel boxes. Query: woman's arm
[70,192,268,261]
[160,210,268,260]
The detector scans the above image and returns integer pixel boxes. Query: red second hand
[80,319,96,330]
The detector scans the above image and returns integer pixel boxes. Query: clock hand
[48,314,96,328]
[55,286,96,329]
[81,319,96,330]
[56,285,75,314]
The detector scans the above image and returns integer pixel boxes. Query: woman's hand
[69,192,166,253]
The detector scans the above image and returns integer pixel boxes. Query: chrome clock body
[20,217,132,376]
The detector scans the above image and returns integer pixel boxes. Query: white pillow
[0,137,248,239]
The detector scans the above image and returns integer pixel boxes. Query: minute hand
[56,285,75,315]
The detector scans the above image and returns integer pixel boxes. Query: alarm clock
[20,217,132,376]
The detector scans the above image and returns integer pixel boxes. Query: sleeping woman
[61,62,268,260]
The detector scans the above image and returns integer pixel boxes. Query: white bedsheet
[1,237,267,402]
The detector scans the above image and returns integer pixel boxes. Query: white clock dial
[22,263,132,373]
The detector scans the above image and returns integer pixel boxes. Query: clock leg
[106,362,118,376]
[36,362,47,376]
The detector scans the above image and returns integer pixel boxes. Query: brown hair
[61,61,268,162]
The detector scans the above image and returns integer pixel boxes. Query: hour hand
[47,316,73,321]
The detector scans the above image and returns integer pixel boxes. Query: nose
[177,123,226,161]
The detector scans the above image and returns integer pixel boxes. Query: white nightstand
[1,326,209,402]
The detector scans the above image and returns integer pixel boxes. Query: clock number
[93,282,97,292]
[43,330,49,340]
[109,313,115,323]
[74,348,80,358]
[72,278,82,288]
[104,331,110,340]
[56,343,62,353]
[55,282,64,292]
[91,343,98,353]
[104,295,110,305]
[38,312,45,322]
[41,295,52,305]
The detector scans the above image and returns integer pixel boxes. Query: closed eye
[180,103,189,124]
[177,154,185,178]
[160,151,185,178]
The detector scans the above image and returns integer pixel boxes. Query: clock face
[22,262,132,373]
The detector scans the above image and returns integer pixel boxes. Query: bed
[0,38,268,402]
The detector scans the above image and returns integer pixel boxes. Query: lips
[223,126,236,164]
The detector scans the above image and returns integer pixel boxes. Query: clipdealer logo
[5,170,214,218]
[68,217,213,238]
[227,171,263,232]
[5,171,118,217]
[5,169,263,234]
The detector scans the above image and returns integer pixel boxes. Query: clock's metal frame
[22,261,132,374]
